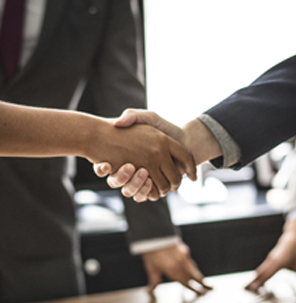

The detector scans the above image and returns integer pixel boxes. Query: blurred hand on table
[246,218,296,291]
[142,242,212,295]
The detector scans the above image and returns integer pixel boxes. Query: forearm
[182,118,223,166]
[0,101,105,161]
[0,101,195,196]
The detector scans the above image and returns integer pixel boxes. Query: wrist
[183,118,222,166]
[76,114,110,163]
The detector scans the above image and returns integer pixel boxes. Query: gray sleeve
[198,114,241,168]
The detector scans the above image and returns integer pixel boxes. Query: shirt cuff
[130,235,182,255]
[198,114,241,168]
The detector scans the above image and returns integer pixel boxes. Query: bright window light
[144,1,296,126]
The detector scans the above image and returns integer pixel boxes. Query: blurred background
[76,0,296,294]
[145,0,296,123]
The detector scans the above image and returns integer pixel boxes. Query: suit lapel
[4,0,69,89]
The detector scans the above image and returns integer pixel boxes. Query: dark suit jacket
[205,55,296,168]
[0,1,177,302]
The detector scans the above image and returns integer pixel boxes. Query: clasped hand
[90,115,196,199]
[93,109,199,201]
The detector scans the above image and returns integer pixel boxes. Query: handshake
[91,108,223,202]
[2,101,296,293]
[0,101,221,199]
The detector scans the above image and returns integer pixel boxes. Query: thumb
[114,109,154,128]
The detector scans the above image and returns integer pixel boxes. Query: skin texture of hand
[90,121,197,197]
[93,162,155,202]
[142,243,212,295]
[94,108,222,201]
[93,109,190,201]
[0,101,196,197]
[246,218,296,292]
[113,109,222,166]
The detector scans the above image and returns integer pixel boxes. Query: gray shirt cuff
[198,114,241,168]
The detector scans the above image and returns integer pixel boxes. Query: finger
[175,160,186,176]
[186,280,209,296]
[168,138,197,182]
[107,164,136,188]
[133,178,153,202]
[245,259,281,291]
[120,168,149,198]
[148,166,171,198]
[93,162,112,177]
[166,271,206,296]
[186,259,213,290]
[148,183,161,201]
[178,244,213,291]
[160,155,182,192]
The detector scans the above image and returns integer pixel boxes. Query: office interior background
[76,0,296,294]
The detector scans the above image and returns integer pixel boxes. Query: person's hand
[114,109,222,167]
[94,109,222,201]
[142,243,212,295]
[93,163,155,201]
[93,109,192,201]
[113,109,191,199]
[89,121,196,199]
[114,109,187,146]
[246,218,296,292]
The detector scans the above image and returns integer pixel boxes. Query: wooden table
[41,270,296,303]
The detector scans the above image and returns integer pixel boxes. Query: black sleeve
[205,55,296,169]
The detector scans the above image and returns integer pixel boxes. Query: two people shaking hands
[2,54,296,295]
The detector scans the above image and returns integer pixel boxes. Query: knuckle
[181,244,190,255]
[119,173,130,184]
[125,108,139,117]
[150,147,161,158]
[115,174,127,185]
[136,168,149,181]
[165,262,177,272]
[124,108,134,115]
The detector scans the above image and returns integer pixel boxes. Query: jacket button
[84,258,101,276]
[88,5,98,15]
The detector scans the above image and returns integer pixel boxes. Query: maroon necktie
[0,0,27,82]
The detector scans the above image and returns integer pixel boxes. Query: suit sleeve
[85,0,180,244]
[121,195,180,246]
[204,55,296,169]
